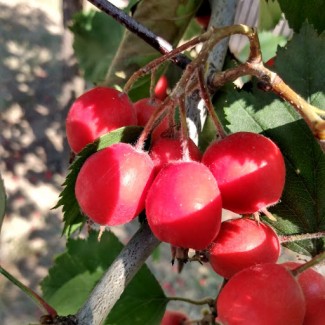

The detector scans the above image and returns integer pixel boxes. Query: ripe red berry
[154,75,168,100]
[209,218,280,278]
[202,132,285,214]
[146,161,222,250]
[265,56,276,67]
[283,262,325,325]
[161,310,188,325]
[66,87,137,153]
[149,137,202,173]
[133,98,169,141]
[75,143,154,226]
[216,263,306,325]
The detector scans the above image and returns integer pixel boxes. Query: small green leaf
[55,126,143,235]
[70,10,124,84]
[0,173,6,234]
[258,0,282,31]
[41,231,167,324]
[278,0,325,33]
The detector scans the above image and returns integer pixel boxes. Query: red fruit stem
[279,231,325,244]
[178,95,191,161]
[196,66,227,139]
[291,251,325,277]
[0,265,57,317]
[135,96,174,150]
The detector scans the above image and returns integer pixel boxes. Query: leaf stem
[167,295,215,307]
[0,265,57,317]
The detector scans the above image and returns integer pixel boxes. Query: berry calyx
[149,137,202,173]
[202,132,286,214]
[209,217,280,278]
[216,263,306,325]
[146,161,222,250]
[66,87,137,153]
[75,143,154,226]
[161,310,188,325]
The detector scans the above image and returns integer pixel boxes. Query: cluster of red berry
[65,86,324,324]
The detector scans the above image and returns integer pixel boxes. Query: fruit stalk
[76,222,160,325]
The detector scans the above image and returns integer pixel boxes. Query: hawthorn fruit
[66,87,137,153]
[209,217,280,278]
[75,143,154,226]
[154,75,168,100]
[216,263,306,325]
[146,161,222,250]
[202,131,286,214]
[160,310,188,325]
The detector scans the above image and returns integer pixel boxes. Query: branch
[76,222,160,324]
[87,0,190,69]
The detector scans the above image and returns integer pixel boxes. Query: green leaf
[259,0,282,31]
[278,0,325,33]
[0,173,6,234]
[70,10,124,84]
[41,231,167,324]
[214,24,325,256]
[55,126,143,235]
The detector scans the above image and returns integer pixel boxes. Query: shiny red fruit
[66,87,137,153]
[75,143,154,226]
[283,261,325,325]
[216,263,306,325]
[154,75,168,100]
[146,161,222,250]
[202,132,285,214]
[161,310,188,325]
[209,218,280,278]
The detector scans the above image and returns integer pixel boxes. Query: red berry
[283,262,325,324]
[195,15,211,29]
[133,98,169,141]
[265,56,276,67]
[149,137,202,173]
[66,87,137,153]
[216,263,306,325]
[202,132,285,214]
[209,218,280,278]
[75,143,154,226]
[161,310,188,325]
[146,161,222,250]
[154,75,168,100]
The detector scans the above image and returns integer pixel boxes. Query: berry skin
[66,87,137,153]
[202,132,285,214]
[154,75,168,100]
[160,310,188,325]
[216,263,306,325]
[209,218,280,278]
[149,137,202,173]
[75,143,154,226]
[133,98,169,141]
[283,262,325,325]
[146,161,222,250]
